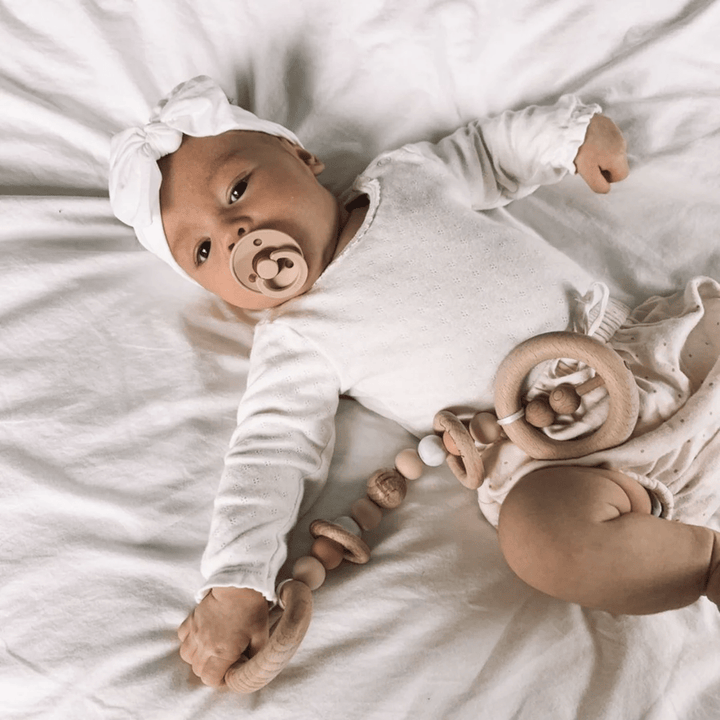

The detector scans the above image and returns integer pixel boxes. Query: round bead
[395,448,424,480]
[417,434,448,467]
[549,383,582,414]
[351,496,383,531]
[332,515,362,537]
[525,397,555,428]
[292,555,326,591]
[310,535,345,570]
[469,411,502,445]
[442,431,460,456]
[367,469,407,509]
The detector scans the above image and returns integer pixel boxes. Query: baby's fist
[574,114,629,193]
[177,586,269,687]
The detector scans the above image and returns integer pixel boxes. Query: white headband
[108,75,302,281]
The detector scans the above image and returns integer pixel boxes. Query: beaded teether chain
[224,330,640,694]
[282,411,507,596]
[225,409,505,694]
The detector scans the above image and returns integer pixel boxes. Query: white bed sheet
[2,1,720,718]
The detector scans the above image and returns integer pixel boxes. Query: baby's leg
[497,466,720,615]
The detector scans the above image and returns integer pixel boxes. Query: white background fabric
[1,1,720,719]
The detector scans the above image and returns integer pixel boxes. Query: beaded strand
[276,409,504,606]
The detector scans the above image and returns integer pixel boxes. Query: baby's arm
[408,95,626,209]
[179,322,341,686]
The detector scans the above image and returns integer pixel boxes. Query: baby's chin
[216,270,314,310]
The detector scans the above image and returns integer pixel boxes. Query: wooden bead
[310,535,345,570]
[367,468,407,509]
[442,431,460,455]
[395,448,424,480]
[525,397,555,428]
[549,383,581,414]
[469,412,502,444]
[292,555,326,591]
[351,496,383,531]
[417,434,448,466]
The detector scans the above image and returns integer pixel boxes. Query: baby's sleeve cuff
[552,94,602,175]
[195,570,277,605]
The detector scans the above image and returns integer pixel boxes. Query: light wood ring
[433,411,485,489]
[310,519,371,564]
[494,331,639,460]
[224,580,313,694]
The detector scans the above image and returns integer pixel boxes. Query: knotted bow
[108,75,302,276]
[109,120,182,229]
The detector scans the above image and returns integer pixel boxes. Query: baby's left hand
[574,114,629,193]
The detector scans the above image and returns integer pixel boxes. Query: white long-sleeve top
[198,95,602,602]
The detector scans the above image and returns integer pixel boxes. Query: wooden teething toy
[494,331,639,460]
[221,331,640,692]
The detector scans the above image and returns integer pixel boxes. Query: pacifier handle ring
[230,229,309,300]
[494,331,640,460]
[258,247,308,299]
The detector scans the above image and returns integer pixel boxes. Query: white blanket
[2,1,720,718]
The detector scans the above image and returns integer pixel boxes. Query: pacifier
[229,229,309,300]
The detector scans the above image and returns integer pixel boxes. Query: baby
[110,76,720,687]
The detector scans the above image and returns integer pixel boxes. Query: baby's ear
[303,150,325,176]
[280,138,325,176]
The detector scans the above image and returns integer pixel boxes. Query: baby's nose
[227,224,249,252]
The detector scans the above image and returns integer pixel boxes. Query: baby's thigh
[497,466,651,584]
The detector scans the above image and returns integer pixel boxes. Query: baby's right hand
[177,586,269,687]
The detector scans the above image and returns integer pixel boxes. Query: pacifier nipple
[230,230,309,300]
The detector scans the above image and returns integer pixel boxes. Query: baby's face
[158,131,341,309]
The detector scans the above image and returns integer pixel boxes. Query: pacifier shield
[230,229,309,300]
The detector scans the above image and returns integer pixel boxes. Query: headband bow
[108,75,302,280]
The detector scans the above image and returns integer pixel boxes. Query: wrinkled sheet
[2,1,720,718]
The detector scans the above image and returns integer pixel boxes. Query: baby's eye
[195,240,211,266]
[229,179,248,204]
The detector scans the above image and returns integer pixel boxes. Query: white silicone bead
[332,515,362,537]
[418,434,448,467]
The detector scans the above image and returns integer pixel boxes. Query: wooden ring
[433,411,484,489]
[224,580,313,694]
[310,519,371,564]
[494,331,639,460]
